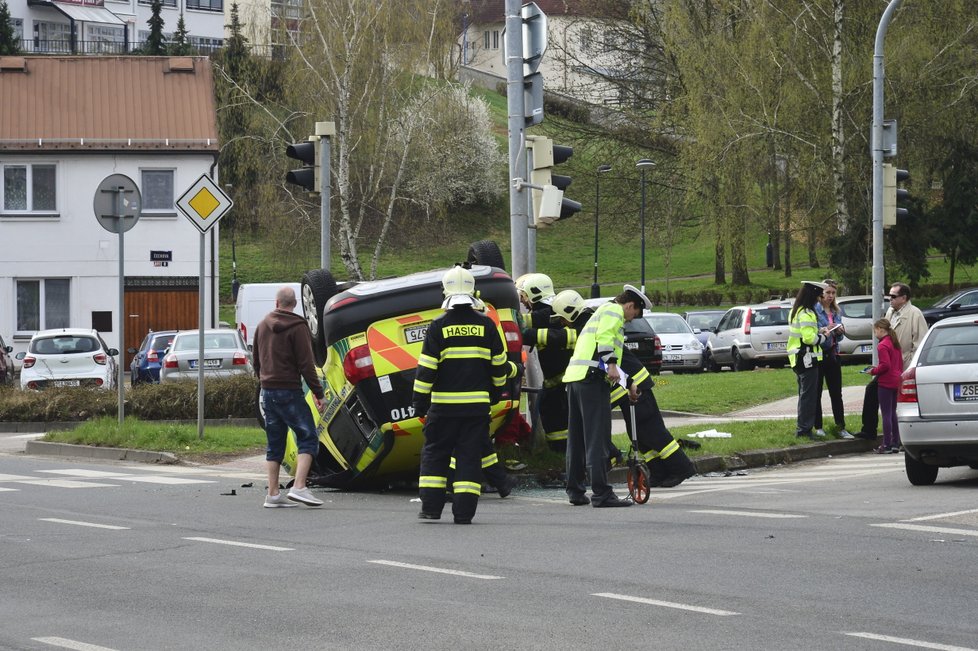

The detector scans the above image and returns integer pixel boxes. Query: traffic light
[883,164,910,228]
[285,136,321,193]
[527,136,582,227]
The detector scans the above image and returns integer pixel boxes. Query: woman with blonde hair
[868,318,903,453]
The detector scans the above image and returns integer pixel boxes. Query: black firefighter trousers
[419,410,487,522]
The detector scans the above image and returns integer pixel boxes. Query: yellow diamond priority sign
[176,174,233,234]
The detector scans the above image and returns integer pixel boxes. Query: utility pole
[871,0,904,364]
[505,0,528,278]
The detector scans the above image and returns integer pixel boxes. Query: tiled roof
[0,56,219,152]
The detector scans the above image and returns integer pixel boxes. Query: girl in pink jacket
[870,318,904,453]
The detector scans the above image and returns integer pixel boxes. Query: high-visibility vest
[787,306,824,367]
[562,303,624,383]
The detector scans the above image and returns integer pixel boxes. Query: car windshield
[751,307,789,327]
[175,334,241,351]
[33,336,98,355]
[151,334,175,351]
[839,300,872,319]
[625,317,654,337]
[918,323,978,366]
[932,292,959,308]
[686,313,722,331]
[646,314,691,334]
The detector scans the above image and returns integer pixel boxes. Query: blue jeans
[262,388,319,461]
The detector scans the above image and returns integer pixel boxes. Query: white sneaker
[814,429,827,438]
[839,429,854,439]
[287,486,324,507]
[263,493,298,508]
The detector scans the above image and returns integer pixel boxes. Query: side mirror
[692,328,702,335]
[949,303,961,311]
[127,347,137,354]
[15,352,25,360]
[108,348,119,356]
[3,345,11,353]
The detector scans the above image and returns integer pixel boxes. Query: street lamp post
[636,159,655,295]
[591,164,613,298]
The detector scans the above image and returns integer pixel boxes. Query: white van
[234,282,303,348]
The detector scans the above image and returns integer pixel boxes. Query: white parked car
[644,311,704,372]
[18,328,118,390]
[897,314,978,485]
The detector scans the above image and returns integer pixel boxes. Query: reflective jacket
[787,306,825,368]
[562,302,624,383]
[412,306,517,416]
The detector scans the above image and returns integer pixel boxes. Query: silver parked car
[897,314,978,485]
[835,295,876,361]
[683,310,725,348]
[159,329,253,383]
[644,311,704,372]
[706,304,790,371]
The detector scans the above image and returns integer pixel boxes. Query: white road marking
[39,518,129,530]
[593,592,739,616]
[39,469,132,478]
[10,433,45,439]
[903,508,978,523]
[183,536,293,551]
[119,476,215,485]
[843,631,976,650]
[872,523,978,538]
[368,559,503,580]
[0,486,17,492]
[14,479,119,488]
[0,473,34,481]
[689,509,806,519]
[32,637,119,651]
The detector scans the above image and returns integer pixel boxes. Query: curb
[0,418,256,434]
[24,440,179,464]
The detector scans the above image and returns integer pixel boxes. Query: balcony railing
[15,39,224,56]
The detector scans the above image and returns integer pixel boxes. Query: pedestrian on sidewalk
[814,280,852,438]
[254,286,325,508]
[868,318,903,453]
[856,282,927,440]
[788,281,829,439]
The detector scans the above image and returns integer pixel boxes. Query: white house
[0,55,222,366]
[5,0,225,54]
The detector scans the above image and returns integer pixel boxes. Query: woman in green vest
[787,281,829,439]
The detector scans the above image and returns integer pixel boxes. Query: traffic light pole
[506,0,529,278]
[316,121,335,271]
[871,0,903,365]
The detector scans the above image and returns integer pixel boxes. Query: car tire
[905,454,938,486]
[301,269,338,367]
[705,351,721,373]
[732,348,754,372]
[467,240,506,270]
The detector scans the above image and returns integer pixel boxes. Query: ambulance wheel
[467,240,506,271]
[627,463,651,504]
[301,269,337,366]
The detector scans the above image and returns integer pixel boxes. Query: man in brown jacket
[253,286,326,508]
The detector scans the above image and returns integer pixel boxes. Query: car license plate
[624,342,638,349]
[404,323,428,344]
[953,383,978,401]
[53,380,80,387]
[664,354,682,361]
[859,344,873,353]
[189,359,222,369]
[765,342,787,351]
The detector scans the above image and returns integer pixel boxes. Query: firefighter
[521,287,579,452]
[515,273,556,326]
[612,348,696,488]
[412,265,518,524]
[563,285,650,508]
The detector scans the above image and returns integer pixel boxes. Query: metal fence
[15,39,224,56]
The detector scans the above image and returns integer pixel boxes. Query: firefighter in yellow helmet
[412,265,518,524]
[563,285,650,507]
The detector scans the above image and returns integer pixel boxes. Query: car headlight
[686,340,703,351]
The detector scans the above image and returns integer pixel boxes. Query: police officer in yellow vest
[788,281,830,439]
[563,285,651,507]
[413,265,518,524]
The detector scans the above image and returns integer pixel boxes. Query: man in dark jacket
[253,286,325,508]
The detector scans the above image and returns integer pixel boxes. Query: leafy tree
[927,140,978,288]
[169,13,193,55]
[0,0,19,55]
[144,0,166,55]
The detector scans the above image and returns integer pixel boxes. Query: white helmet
[517,273,555,305]
[551,290,586,323]
[441,265,476,308]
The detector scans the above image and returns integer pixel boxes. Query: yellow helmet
[441,265,476,306]
[516,273,555,304]
[551,290,586,322]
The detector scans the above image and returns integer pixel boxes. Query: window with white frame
[12,18,23,40]
[140,169,175,213]
[16,279,70,333]
[2,163,57,214]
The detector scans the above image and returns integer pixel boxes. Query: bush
[0,374,258,422]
